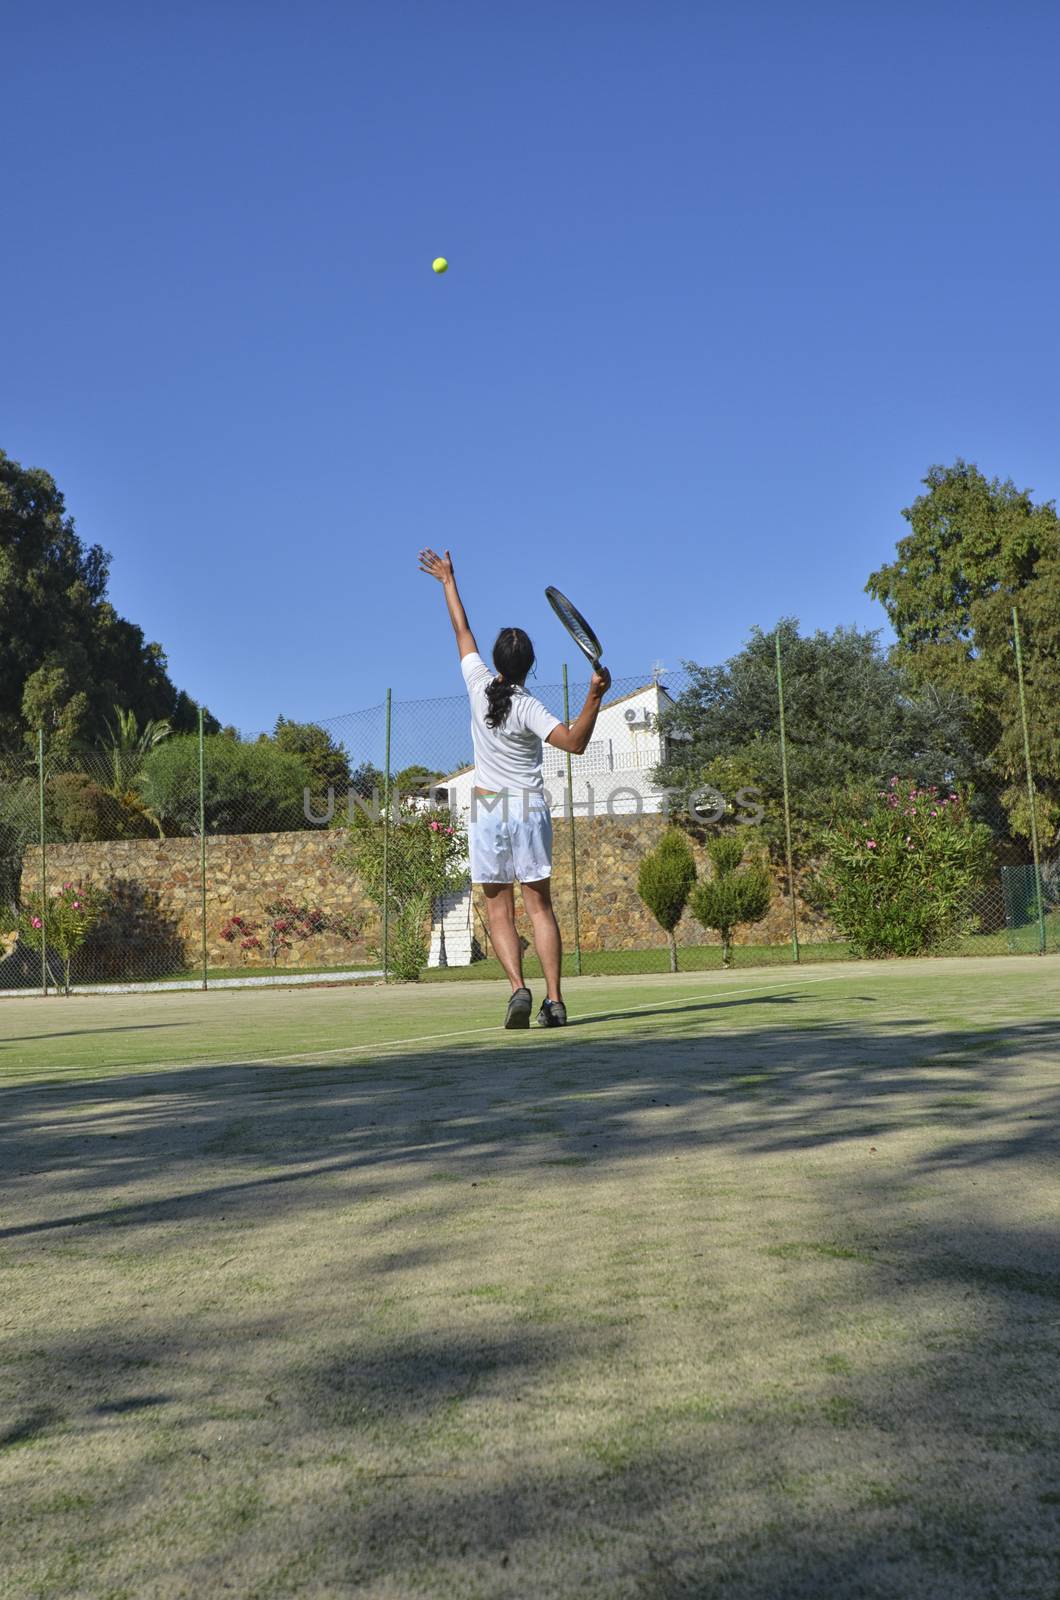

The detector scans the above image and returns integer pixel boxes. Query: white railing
[541,738,660,778]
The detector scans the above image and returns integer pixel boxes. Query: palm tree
[86,707,172,838]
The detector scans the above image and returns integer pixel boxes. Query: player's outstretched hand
[591,666,611,696]
[418,547,455,584]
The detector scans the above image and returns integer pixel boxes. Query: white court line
[16,971,851,1085]
[0,969,385,1000]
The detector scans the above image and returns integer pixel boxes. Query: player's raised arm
[418,548,478,660]
[547,666,611,755]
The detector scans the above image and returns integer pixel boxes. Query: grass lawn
[423,927,1043,981]
[36,923,1049,993]
[2,956,1059,1597]
[139,960,384,985]
[421,940,851,981]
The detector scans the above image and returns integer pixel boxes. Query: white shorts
[469,798,553,884]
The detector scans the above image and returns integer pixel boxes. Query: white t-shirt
[461,652,561,797]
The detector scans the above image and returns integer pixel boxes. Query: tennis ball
[432,257,449,274]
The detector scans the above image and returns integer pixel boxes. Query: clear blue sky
[4,1,1059,737]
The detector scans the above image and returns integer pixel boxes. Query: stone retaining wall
[474,814,832,957]
[16,818,831,981]
[19,832,380,981]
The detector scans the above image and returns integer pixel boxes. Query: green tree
[267,718,352,800]
[139,736,315,835]
[395,765,446,796]
[321,761,387,828]
[656,621,977,862]
[637,829,697,972]
[20,657,92,759]
[817,778,993,957]
[688,835,771,968]
[867,461,1060,847]
[349,762,384,800]
[0,449,217,750]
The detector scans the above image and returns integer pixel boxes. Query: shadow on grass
[0,1023,193,1048]
[5,1268,1060,1598]
[2,984,1060,1595]
[569,991,804,1028]
[2,997,1058,1233]
[0,1407,59,1451]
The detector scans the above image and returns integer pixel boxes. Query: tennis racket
[544,586,605,671]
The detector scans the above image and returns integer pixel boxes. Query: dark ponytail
[485,627,536,728]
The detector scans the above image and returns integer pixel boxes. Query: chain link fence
[1,623,1057,995]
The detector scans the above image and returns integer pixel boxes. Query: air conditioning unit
[623,707,653,728]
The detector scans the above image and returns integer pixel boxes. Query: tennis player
[419,548,610,1028]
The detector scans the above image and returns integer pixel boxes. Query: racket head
[544,585,603,668]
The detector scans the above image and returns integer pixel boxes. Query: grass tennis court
[3,956,1059,1598]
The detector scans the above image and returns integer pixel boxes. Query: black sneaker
[536,999,567,1028]
[504,987,532,1029]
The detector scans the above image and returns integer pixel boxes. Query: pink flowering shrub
[817,779,993,956]
[261,897,340,964]
[219,900,359,966]
[339,801,469,979]
[18,879,109,994]
[220,913,263,963]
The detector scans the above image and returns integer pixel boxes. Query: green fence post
[382,689,392,982]
[1012,608,1046,955]
[562,663,582,977]
[37,728,48,996]
[774,632,801,963]
[198,708,208,988]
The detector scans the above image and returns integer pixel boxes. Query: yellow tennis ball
[432,257,449,274]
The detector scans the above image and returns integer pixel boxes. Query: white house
[426,680,682,967]
[439,680,678,823]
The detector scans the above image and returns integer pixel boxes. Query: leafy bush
[0,897,17,961]
[0,771,39,909]
[46,770,158,842]
[338,802,468,980]
[689,835,771,967]
[18,879,109,994]
[140,736,315,835]
[817,778,993,957]
[48,771,121,841]
[390,893,433,981]
[637,829,697,971]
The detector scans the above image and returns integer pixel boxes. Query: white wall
[440,682,675,821]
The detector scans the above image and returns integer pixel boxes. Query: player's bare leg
[483,884,532,1027]
[522,878,566,1026]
